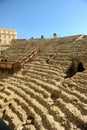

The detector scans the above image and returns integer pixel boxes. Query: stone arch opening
[77,62,84,72]
[65,60,85,78]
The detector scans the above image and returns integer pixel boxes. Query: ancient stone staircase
[0,35,87,130]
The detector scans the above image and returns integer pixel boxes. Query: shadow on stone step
[0,118,12,130]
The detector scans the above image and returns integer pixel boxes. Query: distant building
[0,28,17,45]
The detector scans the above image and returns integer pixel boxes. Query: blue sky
[0,0,87,38]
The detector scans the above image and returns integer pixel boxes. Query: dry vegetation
[0,35,87,130]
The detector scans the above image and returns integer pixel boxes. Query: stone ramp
[0,45,39,75]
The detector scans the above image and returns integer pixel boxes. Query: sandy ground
[0,36,87,130]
